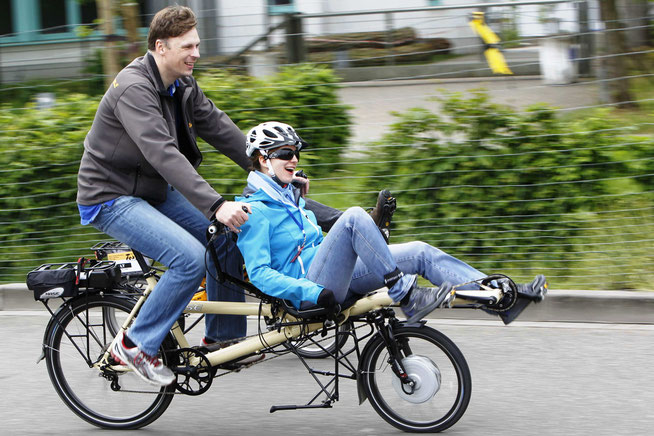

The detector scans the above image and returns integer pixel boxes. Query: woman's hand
[215,201,251,233]
[317,288,337,310]
[292,170,310,197]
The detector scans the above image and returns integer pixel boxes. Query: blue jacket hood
[235,184,324,308]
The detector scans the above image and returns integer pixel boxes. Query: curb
[2,284,653,324]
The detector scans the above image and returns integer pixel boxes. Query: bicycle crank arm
[454,288,502,305]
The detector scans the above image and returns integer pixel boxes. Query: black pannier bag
[26,267,78,301]
[26,260,122,301]
[80,262,122,289]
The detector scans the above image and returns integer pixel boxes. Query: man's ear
[156,39,165,54]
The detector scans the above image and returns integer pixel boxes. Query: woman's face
[260,145,300,185]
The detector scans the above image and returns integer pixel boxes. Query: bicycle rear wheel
[360,325,471,433]
[44,293,175,429]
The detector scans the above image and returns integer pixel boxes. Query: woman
[235,122,546,323]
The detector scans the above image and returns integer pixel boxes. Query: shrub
[0,65,350,283]
[361,90,654,289]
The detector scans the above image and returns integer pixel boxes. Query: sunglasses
[268,148,300,161]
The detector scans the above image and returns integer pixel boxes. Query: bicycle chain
[109,321,366,395]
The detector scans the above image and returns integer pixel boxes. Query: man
[77,5,389,387]
[77,5,266,386]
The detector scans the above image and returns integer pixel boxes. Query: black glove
[317,288,337,310]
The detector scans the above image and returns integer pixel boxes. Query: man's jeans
[306,207,485,304]
[91,187,245,355]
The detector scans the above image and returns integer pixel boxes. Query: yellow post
[469,11,513,75]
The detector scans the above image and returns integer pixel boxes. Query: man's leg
[202,236,246,342]
[154,187,246,343]
[92,195,205,356]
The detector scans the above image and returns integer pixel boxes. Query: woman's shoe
[401,282,453,324]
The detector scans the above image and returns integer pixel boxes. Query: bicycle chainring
[171,348,213,396]
[479,274,518,313]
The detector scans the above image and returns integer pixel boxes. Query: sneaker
[497,275,548,325]
[401,282,453,324]
[517,274,548,302]
[200,337,265,365]
[368,189,396,244]
[110,330,175,387]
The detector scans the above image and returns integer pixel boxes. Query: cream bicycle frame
[98,275,503,370]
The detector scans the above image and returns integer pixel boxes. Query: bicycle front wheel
[44,293,175,429]
[360,325,472,433]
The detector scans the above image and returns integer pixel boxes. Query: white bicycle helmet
[245,121,306,157]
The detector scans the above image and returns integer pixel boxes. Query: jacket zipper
[297,255,305,275]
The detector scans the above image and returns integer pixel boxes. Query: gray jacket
[77,52,250,218]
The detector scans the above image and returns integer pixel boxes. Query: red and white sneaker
[111,330,175,387]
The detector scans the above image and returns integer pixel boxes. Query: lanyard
[279,202,306,263]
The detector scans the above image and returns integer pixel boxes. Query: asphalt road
[338,77,599,145]
[2,312,653,436]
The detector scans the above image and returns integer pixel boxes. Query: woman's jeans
[306,207,485,305]
[91,187,245,355]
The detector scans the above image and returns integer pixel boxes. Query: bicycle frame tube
[100,282,501,370]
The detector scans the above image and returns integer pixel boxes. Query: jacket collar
[145,51,174,97]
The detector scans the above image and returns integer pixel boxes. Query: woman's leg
[91,195,206,356]
[305,207,415,304]
[349,241,486,301]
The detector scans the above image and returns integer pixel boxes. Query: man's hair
[147,5,198,51]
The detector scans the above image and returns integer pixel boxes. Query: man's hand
[215,201,251,233]
[292,170,310,197]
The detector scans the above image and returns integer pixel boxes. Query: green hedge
[359,90,654,289]
[0,65,350,283]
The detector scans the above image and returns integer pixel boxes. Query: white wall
[214,0,588,55]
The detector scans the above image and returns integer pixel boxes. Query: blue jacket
[235,188,324,308]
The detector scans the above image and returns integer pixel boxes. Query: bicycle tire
[44,292,176,429]
[360,325,472,433]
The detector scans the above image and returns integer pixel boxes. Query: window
[268,0,296,16]
[80,0,98,27]
[0,0,14,36]
[40,0,69,34]
[0,0,149,45]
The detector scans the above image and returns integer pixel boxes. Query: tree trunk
[120,1,142,62]
[618,0,651,48]
[599,0,637,108]
[97,0,120,89]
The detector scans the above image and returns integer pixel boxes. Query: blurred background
[1,0,653,291]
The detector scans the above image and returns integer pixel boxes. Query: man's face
[158,27,200,81]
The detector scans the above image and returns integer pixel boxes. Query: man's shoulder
[107,68,157,103]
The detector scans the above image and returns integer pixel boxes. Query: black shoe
[369,189,396,244]
[401,282,453,324]
[498,275,548,325]
[517,274,547,302]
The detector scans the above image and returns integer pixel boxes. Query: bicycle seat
[278,293,362,320]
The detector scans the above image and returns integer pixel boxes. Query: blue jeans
[306,207,485,305]
[91,187,245,355]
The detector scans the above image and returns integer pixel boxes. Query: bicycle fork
[371,310,416,394]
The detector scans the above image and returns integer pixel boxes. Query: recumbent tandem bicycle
[26,221,546,432]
